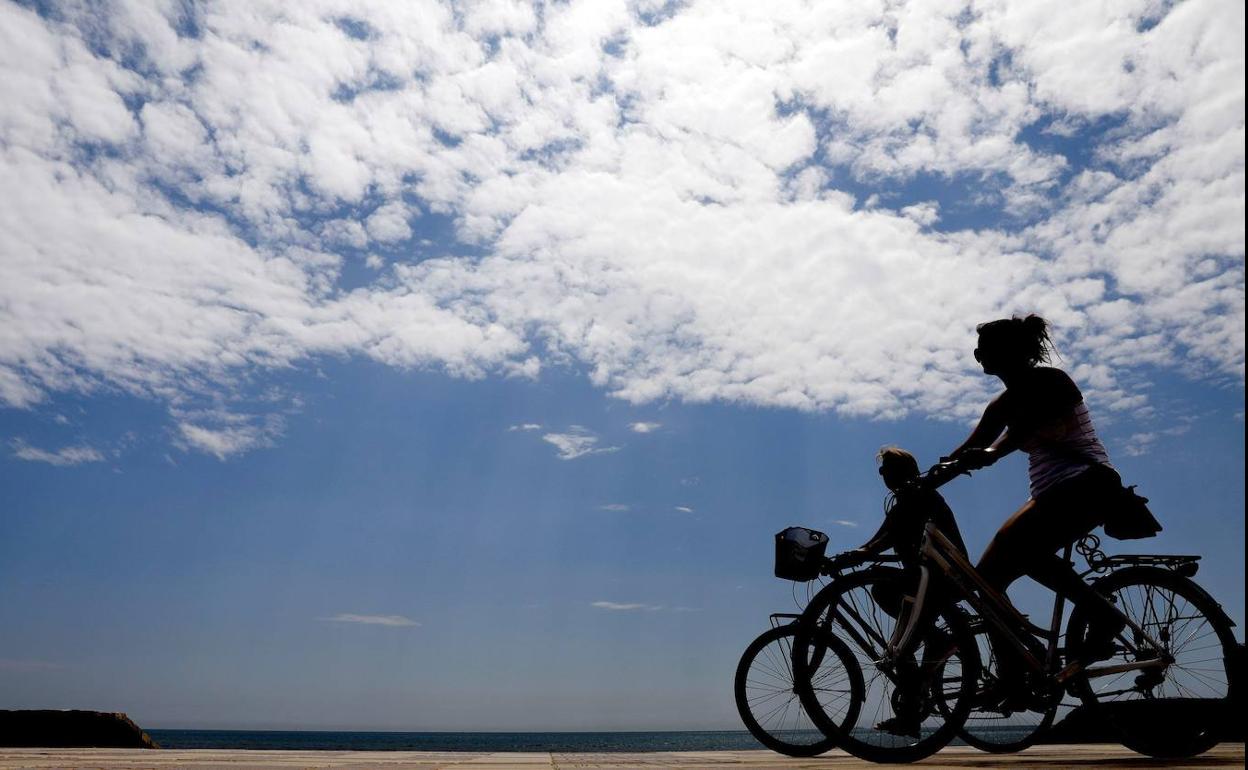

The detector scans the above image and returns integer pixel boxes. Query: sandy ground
[0,744,1242,769]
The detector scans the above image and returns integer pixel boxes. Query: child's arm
[843,509,895,560]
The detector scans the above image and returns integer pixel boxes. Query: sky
[0,0,1244,731]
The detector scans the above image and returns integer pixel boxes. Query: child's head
[877,446,920,491]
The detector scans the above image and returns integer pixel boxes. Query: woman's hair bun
[976,313,1056,366]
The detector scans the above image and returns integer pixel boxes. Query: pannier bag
[1103,485,1163,540]
[775,526,829,581]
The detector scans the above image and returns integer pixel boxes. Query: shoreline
[1,744,1244,768]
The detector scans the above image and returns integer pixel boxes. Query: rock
[0,710,158,749]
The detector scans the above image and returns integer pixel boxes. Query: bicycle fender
[1089,565,1236,628]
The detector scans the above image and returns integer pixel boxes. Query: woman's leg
[976,499,1041,593]
[977,475,1125,692]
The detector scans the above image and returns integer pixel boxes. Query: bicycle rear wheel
[794,569,981,764]
[1066,566,1237,758]
[734,623,863,756]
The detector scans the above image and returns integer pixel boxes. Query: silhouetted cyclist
[842,446,967,567]
[933,315,1127,719]
[834,447,969,736]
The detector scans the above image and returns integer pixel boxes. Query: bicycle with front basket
[740,494,1071,757]
[790,460,1238,763]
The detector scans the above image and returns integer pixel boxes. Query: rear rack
[1076,534,1200,576]
[1092,553,1201,572]
[769,613,802,629]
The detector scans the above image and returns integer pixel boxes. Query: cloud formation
[10,439,105,467]
[320,613,420,627]
[175,412,283,460]
[1,0,1242,453]
[541,427,620,460]
[591,601,663,611]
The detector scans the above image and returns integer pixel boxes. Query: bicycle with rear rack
[787,460,1238,764]
[735,509,1050,757]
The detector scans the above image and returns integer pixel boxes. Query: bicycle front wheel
[734,623,863,756]
[950,618,1058,753]
[1066,566,1238,758]
[794,568,982,764]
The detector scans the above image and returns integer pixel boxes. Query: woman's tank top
[1021,400,1112,498]
[1002,367,1114,498]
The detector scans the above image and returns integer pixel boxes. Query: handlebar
[819,551,903,575]
[905,458,972,492]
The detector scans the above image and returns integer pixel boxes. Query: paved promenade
[0,744,1242,769]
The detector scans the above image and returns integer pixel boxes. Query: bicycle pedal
[1134,670,1165,690]
[1054,661,1083,685]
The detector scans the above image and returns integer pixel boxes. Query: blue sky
[1,0,1244,731]
[1,362,1243,730]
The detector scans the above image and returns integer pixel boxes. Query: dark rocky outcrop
[0,710,158,748]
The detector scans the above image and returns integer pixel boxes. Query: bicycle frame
[887,522,1170,683]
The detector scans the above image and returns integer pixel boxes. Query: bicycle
[735,525,869,756]
[791,460,1238,763]
[741,514,1054,756]
[733,612,863,756]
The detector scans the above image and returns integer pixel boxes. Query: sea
[145,729,1018,751]
[146,730,772,752]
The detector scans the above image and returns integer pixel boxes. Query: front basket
[774,526,829,581]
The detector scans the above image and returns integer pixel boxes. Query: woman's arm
[947,395,1009,459]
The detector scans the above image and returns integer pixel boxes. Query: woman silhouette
[946,315,1125,708]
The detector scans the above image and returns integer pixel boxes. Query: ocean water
[146,730,771,752]
[146,729,1017,751]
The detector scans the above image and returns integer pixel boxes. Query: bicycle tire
[734,623,863,757]
[948,620,1058,753]
[793,568,982,763]
[1065,566,1237,759]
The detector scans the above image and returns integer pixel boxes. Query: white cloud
[1119,418,1195,457]
[832,519,859,528]
[1121,432,1158,457]
[541,427,620,460]
[320,613,420,627]
[591,601,663,611]
[175,411,283,460]
[507,423,543,431]
[598,503,630,511]
[0,0,1240,452]
[177,423,268,460]
[10,439,105,466]
[900,202,940,227]
[629,421,662,433]
[365,203,415,244]
[674,506,694,513]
